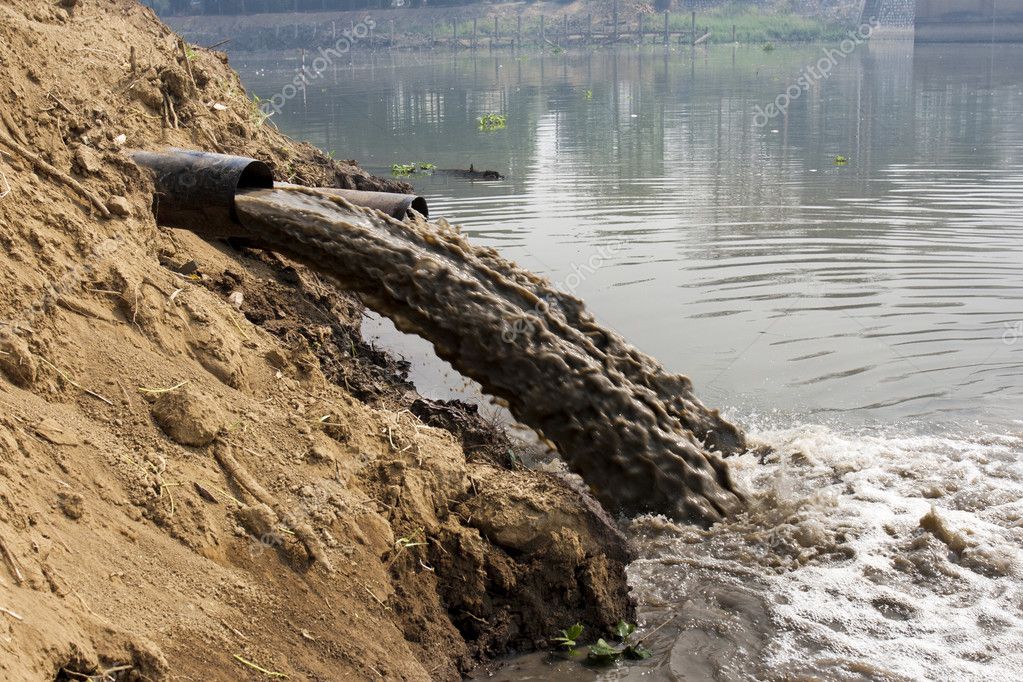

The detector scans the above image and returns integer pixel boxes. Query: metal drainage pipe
[131,148,273,237]
[132,149,428,235]
[273,183,428,220]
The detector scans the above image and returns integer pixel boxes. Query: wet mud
[234,185,750,523]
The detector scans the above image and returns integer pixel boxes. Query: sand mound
[0,1,631,679]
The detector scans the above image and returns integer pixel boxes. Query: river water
[235,42,1023,681]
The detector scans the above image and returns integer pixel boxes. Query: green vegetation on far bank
[411,4,849,47]
[669,4,849,44]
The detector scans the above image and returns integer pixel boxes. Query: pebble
[106,195,131,217]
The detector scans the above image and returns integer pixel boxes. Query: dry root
[0,121,110,218]
[213,439,333,572]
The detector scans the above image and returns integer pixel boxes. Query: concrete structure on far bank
[865,0,1023,42]
[915,0,1023,42]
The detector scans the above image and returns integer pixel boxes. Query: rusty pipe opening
[132,149,429,235]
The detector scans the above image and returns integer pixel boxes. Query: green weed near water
[249,95,273,128]
[391,162,436,177]
[553,620,651,664]
[478,113,507,132]
[667,3,847,44]
[553,622,584,653]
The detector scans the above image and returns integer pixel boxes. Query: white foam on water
[628,421,1023,681]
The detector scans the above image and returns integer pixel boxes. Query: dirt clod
[58,491,85,520]
[106,195,130,217]
[150,386,225,447]
[0,333,38,387]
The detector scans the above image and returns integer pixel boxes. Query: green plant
[395,534,426,550]
[614,621,637,639]
[385,529,427,570]
[477,113,507,132]
[391,162,435,177]
[553,623,584,652]
[762,41,775,51]
[249,95,274,128]
[587,638,623,664]
[184,44,198,61]
[584,89,593,100]
[834,155,848,165]
[586,621,652,664]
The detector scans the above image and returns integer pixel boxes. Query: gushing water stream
[235,185,751,523]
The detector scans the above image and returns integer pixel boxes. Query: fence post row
[327,11,729,49]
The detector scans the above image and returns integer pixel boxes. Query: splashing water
[472,421,1022,681]
[622,420,1023,681]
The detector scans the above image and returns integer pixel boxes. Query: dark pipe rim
[410,196,429,219]
[132,148,274,230]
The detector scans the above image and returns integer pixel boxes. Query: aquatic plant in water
[553,623,584,653]
[478,113,507,131]
[391,162,435,177]
[586,621,652,664]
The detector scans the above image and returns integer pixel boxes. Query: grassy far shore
[446,7,849,45]
[166,2,857,50]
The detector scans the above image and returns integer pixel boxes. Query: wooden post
[472,17,477,50]
[691,11,696,46]
[389,19,395,49]
[431,22,435,45]
[332,21,336,41]
[516,14,522,48]
[540,15,545,44]
[587,13,592,42]
[495,16,499,44]
[638,14,644,43]
[452,17,457,47]
[564,13,569,42]
[664,11,669,46]
[612,0,619,41]
[732,24,736,42]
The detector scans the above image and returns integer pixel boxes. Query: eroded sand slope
[0,1,631,679]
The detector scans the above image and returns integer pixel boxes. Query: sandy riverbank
[0,1,632,679]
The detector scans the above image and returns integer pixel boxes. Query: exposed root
[38,356,114,406]
[0,165,10,201]
[213,439,333,572]
[0,536,25,585]
[0,125,110,218]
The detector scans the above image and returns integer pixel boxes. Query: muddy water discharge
[235,185,748,523]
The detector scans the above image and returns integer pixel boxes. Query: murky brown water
[236,184,747,523]
[236,42,1023,680]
